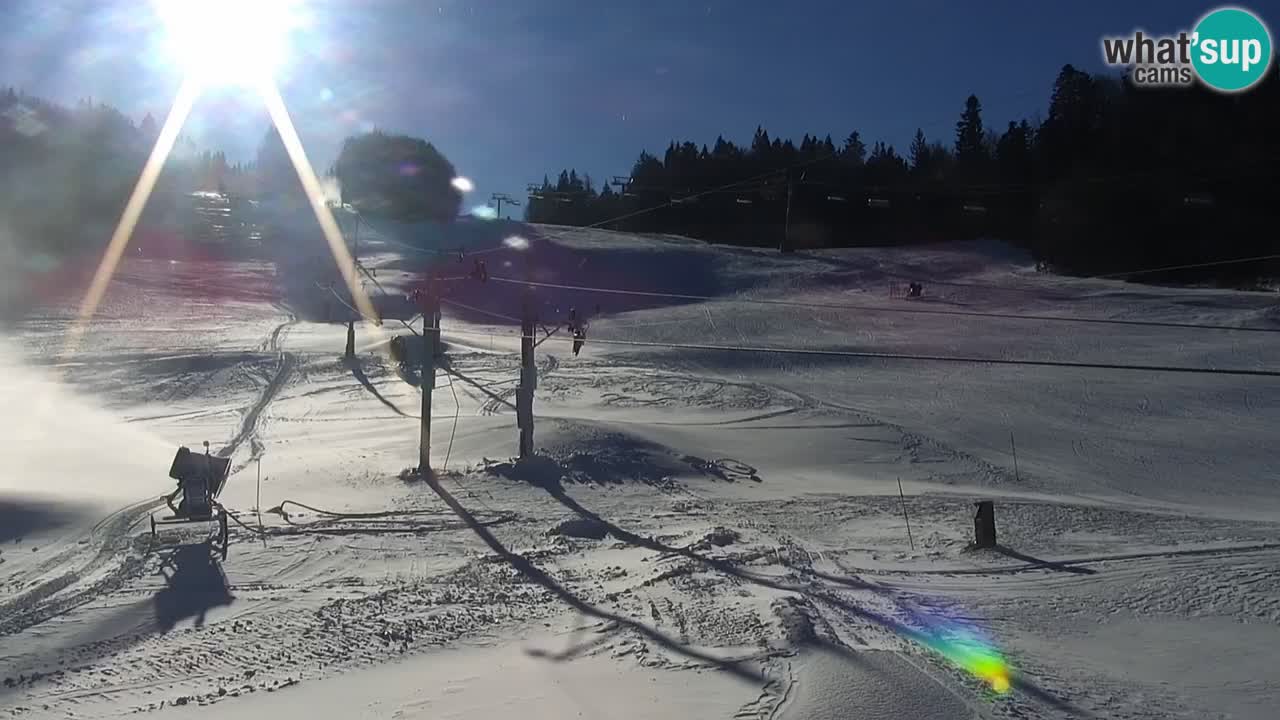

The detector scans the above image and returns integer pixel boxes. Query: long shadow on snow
[344,356,412,418]
[438,363,516,412]
[0,537,231,695]
[418,471,766,684]
[994,545,1097,576]
[507,457,1090,716]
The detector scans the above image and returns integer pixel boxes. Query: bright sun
[154,0,296,85]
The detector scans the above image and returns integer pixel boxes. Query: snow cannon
[150,442,232,559]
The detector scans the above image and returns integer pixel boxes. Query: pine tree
[954,95,989,180]
[1040,64,1099,179]
[909,129,929,172]
[842,131,866,164]
[750,126,772,171]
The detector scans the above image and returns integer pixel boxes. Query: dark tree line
[0,89,259,258]
[528,66,1279,285]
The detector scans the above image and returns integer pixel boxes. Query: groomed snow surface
[3,211,1279,719]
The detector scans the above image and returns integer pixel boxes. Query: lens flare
[503,235,529,250]
[902,601,1011,694]
[451,176,474,193]
[64,77,202,355]
[470,205,498,220]
[258,81,380,328]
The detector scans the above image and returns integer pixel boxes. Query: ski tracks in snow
[0,306,299,641]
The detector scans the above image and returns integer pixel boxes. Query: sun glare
[69,0,388,357]
[154,0,295,85]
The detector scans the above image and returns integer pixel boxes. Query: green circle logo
[1192,7,1273,92]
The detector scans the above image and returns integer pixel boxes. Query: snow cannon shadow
[151,541,234,633]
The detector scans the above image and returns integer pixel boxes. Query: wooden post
[419,287,439,474]
[1010,431,1020,482]
[256,458,266,546]
[344,319,355,360]
[780,173,794,254]
[517,287,536,459]
[974,500,997,548]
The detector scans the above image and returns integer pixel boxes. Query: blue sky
[0,0,1252,201]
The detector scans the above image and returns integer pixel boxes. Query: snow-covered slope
[2,219,1277,719]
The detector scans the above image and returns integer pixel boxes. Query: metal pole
[420,288,439,474]
[897,477,915,551]
[517,288,536,459]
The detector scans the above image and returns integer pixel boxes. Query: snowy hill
[2,219,1278,719]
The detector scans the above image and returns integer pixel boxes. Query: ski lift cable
[443,369,460,472]
[1093,254,1280,280]
[566,85,1120,230]
[439,327,1280,378]
[440,297,521,324]
[878,254,1280,300]
[318,282,381,325]
[602,154,1278,207]
[485,276,1280,334]
[584,151,840,229]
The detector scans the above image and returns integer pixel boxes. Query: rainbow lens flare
[903,601,1012,694]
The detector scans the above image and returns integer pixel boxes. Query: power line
[441,297,521,324]
[485,275,1280,334]
[585,151,839,229]
[1095,254,1280,280]
[440,326,1280,379]
[443,369,460,472]
[318,282,379,325]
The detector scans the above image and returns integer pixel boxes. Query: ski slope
[2,214,1278,719]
